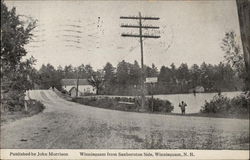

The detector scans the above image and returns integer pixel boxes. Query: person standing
[179,101,187,115]
[193,89,196,96]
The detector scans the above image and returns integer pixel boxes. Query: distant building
[189,86,205,93]
[69,87,77,97]
[61,79,96,96]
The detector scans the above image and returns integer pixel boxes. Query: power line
[120,12,160,111]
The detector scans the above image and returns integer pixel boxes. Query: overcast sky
[6,0,242,70]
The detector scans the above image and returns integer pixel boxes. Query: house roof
[69,87,77,92]
[61,79,90,86]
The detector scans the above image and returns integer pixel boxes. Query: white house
[61,79,96,96]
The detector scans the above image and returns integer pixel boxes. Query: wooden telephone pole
[76,71,79,97]
[120,12,160,111]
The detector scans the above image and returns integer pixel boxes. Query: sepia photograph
[1,0,249,159]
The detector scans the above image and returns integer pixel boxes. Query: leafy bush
[201,94,250,115]
[147,98,174,112]
[73,97,137,111]
[1,90,25,112]
[27,100,45,115]
[230,95,250,113]
[201,95,231,113]
[61,89,68,94]
[72,96,174,113]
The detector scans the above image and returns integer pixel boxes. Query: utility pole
[120,12,160,111]
[76,71,79,97]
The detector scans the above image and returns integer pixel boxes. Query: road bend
[1,90,249,149]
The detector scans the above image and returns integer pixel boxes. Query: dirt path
[1,90,249,149]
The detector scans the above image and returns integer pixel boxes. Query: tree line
[1,1,248,113]
[32,60,244,95]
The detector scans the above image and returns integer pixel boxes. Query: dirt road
[1,90,249,149]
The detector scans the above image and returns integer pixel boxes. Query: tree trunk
[96,88,99,95]
[236,0,250,90]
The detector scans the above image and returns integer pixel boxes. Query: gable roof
[69,87,77,92]
[61,79,90,86]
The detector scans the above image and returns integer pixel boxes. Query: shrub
[201,93,250,115]
[147,98,174,113]
[230,95,250,113]
[72,96,174,113]
[201,95,231,113]
[1,90,25,112]
[27,100,45,115]
[61,89,68,94]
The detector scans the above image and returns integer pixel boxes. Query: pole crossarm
[121,34,160,38]
[120,12,160,111]
[121,24,160,29]
[120,16,160,20]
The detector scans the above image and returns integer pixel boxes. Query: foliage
[200,93,250,116]
[72,97,137,111]
[36,59,243,95]
[36,63,96,90]
[1,2,37,111]
[148,98,174,112]
[201,95,231,113]
[1,2,36,73]
[221,31,243,71]
[72,96,174,113]
[38,64,61,89]
[221,31,248,90]
[87,71,104,95]
[1,100,45,124]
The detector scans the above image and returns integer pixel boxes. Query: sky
[6,0,242,70]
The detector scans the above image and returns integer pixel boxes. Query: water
[154,91,242,114]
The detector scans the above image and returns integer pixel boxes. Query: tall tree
[158,66,172,83]
[190,64,201,87]
[103,62,116,93]
[129,61,141,85]
[236,0,250,90]
[39,64,62,89]
[87,71,104,95]
[221,31,247,89]
[103,62,115,83]
[1,2,36,111]
[221,31,244,72]
[79,64,88,78]
[145,63,158,78]
[116,60,130,86]
[64,65,75,78]
[84,64,94,78]
[177,63,189,82]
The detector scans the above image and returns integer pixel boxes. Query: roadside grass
[1,100,45,125]
[134,128,248,149]
[187,112,249,119]
[73,118,249,149]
